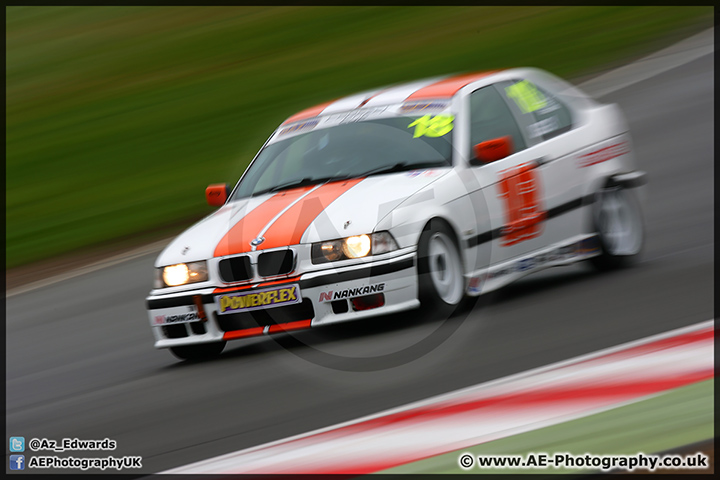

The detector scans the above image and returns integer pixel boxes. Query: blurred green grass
[6,6,712,268]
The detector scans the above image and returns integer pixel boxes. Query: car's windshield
[231,115,453,199]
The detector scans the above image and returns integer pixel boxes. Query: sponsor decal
[497,162,545,246]
[504,80,547,114]
[467,274,485,294]
[216,284,300,315]
[280,119,319,136]
[153,311,200,325]
[325,106,389,125]
[577,236,601,255]
[400,101,449,113]
[405,169,439,178]
[527,116,559,138]
[318,283,385,303]
[407,114,454,138]
[578,142,629,168]
[487,237,599,280]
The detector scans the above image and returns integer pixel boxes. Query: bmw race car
[146,68,646,360]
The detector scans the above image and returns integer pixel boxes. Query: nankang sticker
[407,114,454,138]
[318,283,385,303]
[216,284,300,315]
[153,312,200,325]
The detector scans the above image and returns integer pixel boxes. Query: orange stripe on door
[259,178,364,250]
[214,187,313,257]
[405,71,498,100]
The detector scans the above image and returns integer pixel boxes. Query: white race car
[146,68,646,360]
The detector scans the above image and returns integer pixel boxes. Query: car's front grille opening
[189,321,206,335]
[219,255,253,282]
[258,250,294,277]
[163,324,188,339]
[331,300,349,314]
[216,298,315,332]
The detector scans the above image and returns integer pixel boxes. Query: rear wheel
[170,341,226,361]
[590,185,644,270]
[418,221,464,315]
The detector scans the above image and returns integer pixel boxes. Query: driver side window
[469,85,526,157]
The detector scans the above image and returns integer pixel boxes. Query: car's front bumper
[146,250,418,348]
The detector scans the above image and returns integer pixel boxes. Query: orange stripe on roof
[405,71,499,100]
[283,100,335,125]
[259,178,364,250]
[214,187,313,257]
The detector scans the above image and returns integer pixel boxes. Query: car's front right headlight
[154,261,208,288]
[311,231,398,264]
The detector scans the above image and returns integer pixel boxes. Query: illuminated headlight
[312,232,398,264]
[156,261,208,288]
[343,234,371,258]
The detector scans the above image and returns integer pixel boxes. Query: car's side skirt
[464,233,601,296]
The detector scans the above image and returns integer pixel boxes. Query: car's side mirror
[470,136,513,165]
[206,184,231,207]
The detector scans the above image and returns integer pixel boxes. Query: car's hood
[155,169,450,266]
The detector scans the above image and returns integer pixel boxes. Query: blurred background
[6,7,714,474]
[5,6,712,269]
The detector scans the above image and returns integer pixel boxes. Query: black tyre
[170,341,226,361]
[417,220,465,315]
[590,185,644,271]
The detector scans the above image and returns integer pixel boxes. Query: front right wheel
[417,221,464,315]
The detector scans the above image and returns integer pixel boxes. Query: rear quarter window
[500,79,573,142]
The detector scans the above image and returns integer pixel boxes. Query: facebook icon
[10,455,25,470]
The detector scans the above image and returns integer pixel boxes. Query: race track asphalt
[5,52,713,474]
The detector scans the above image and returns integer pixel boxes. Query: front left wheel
[417,221,464,314]
[170,341,226,361]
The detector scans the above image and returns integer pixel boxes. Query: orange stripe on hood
[405,71,498,100]
[214,187,313,257]
[259,178,364,250]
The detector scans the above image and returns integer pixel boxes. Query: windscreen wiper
[252,175,350,196]
[360,160,451,177]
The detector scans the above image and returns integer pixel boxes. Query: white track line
[579,27,713,98]
[161,319,713,474]
[6,238,172,297]
[7,27,714,297]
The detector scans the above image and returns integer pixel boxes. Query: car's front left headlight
[155,261,208,288]
[311,232,398,264]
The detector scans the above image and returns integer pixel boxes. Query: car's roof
[282,69,510,125]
